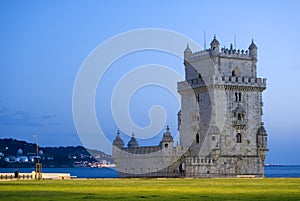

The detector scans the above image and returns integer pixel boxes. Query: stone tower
[178,35,268,177]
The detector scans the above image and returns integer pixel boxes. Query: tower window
[232,67,240,77]
[238,113,242,120]
[196,133,200,144]
[235,92,242,102]
[232,70,236,77]
[165,143,168,148]
[236,133,242,143]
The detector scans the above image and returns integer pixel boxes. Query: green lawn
[0,178,299,201]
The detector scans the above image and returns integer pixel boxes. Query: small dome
[127,133,139,148]
[210,35,220,46]
[249,39,257,50]
[113,130,124,148]
[160,126,174,143]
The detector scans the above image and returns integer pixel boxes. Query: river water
[0,166,299,178]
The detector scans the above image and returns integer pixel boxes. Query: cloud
[0,102,57,128]
[41,114,56,119]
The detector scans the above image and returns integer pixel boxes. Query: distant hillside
[0,138,113,168]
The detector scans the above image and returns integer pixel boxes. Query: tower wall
[179,36,267,177]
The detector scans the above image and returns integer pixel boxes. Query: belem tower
[112,35,268,178]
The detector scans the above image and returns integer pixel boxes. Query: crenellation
[221,47,250,59]
[178,75,266,92]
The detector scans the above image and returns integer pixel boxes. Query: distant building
[18,156,29,162]
[113,35,268,178]
[4,156,29,162]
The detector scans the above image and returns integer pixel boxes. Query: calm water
[0,166,299,178]
[265,165,300,178]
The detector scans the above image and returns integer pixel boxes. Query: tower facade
[178,36,268,177]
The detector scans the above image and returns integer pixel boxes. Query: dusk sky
[0,1,300,165]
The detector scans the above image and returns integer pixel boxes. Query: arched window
[196,133,200,144]
[236,133,242,143]
[232,70,236,77]
[235,92,242,102]
[232,67,240,77]
[164,143,168,148]
[196,94,199,102]
[238,113,242,120]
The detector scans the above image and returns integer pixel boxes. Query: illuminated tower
[178,36,268,177]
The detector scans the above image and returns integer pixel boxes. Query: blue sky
[0,1,299,164]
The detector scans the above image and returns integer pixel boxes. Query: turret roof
[128,132,139,148]
[112,130,124,147]
[160,126,174,143]
[210,35,220,46]
[249,39,257,50]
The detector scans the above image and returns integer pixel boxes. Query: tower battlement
[220,47,251,59]
[186,46,252,62]
[178,76,266,91]
[184,36,259,80]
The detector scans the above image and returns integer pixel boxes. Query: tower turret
[160,126,174,155]
[249,39,258,59]
[210,35,220,54]
[257,123,268,150]
[127,132,139,148]
[184,43,192,60]
[160,126,174,147]
[112,130,124,167]
[112,130,124,149]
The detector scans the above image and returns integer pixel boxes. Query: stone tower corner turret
[249,39,258,60]
[127,132,139,148]
[184,43,192,61]
[160,126,174,149]
[210,34,220,55]
[112,130,124,149]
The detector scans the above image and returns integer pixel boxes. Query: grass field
[0,178,299,201]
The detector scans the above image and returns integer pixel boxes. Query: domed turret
[249,39,257,59]
[257,123,268,149]
[160,126,174,143]
[184,43,192,60]
[257,125,266,135]
[127,132,139,148]
[112,130,124,149]
[160,126,174,149]
[210,34,220,52]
